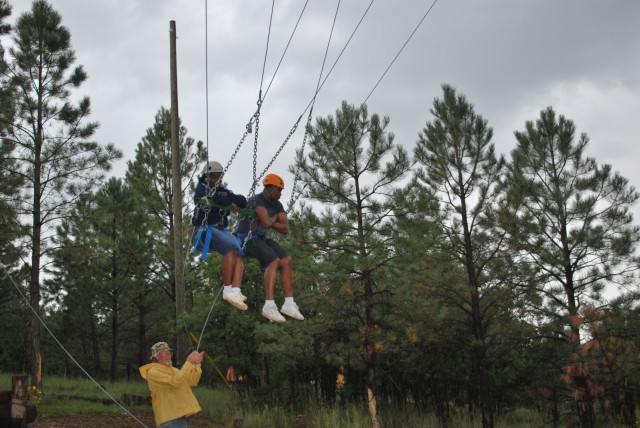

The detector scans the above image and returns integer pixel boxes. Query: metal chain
[288,107,313,212]
[197,108,260,238]
[251,114,303,200]
[252,97,262,189]
[224,112,258,179]
[201,109,259,205]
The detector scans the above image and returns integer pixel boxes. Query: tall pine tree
[3,0,121,386]
[125,106,204,350]
[294,101,411,428]
[413,84,508,428]
[506,107,640,427]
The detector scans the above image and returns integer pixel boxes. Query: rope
[0,262,149,428]
[204,0,210,165]
[262,0,310,101]
[214,0,308,188]
[332,0,440,145]
[271,0,440,211]
[196,285,223,352]
[195,0,441,345]
[246,0,376,199]
[260,0,276,94]
[299,0,376,116]
[288,0,341,212]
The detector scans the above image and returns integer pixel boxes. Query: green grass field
[0,373,575,427]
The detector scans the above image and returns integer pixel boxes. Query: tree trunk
[363,272,383,428]
[460,185,493,428]
[110,290,118,381]
[30,178,42,389]
[90,309,100,376]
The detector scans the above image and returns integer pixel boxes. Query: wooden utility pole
[169,20,186,362]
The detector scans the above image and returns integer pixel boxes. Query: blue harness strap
[192,224,225,261]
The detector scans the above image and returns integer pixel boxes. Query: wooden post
[169,20,187,363]
[11,375,27,428]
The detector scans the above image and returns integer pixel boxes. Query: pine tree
[293,101,411,428]
[3,0,122,386]
[125,106,204,349]
[413,84,508,428]
[51,178,154,380]
[506,107,640,427]
[0,0,22,267]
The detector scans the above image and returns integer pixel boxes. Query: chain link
[250,115,303,201]
[252,97,262,189]
[197,108,260,238]
[287,107,313,212]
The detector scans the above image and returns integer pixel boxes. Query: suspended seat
[191,198,256,261]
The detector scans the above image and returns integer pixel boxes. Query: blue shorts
[192,226,241,256]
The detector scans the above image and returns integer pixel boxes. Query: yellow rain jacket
[139,361,202,426]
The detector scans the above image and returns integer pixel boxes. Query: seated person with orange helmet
[236,173,304,323]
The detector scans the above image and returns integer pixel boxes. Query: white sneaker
[261,305,286,323]
[237,290,248,302]
[223,289,248,311]
[280,302,304,321]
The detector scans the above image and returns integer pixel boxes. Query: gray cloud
[5,0,639,214]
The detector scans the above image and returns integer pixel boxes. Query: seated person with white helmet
[192,160,247,310]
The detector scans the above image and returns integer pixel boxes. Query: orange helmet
[263,173,285,189]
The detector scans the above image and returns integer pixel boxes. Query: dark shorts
[158,416,187,427]
[244,236,289,271]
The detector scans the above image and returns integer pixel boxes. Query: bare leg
[280,256,294,298]
[231,255,244,288]
[264,259,279,300]
[221,249,237,285]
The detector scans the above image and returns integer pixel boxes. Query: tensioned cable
[189,0,278,353]
[360,0,439,108]
[215,0,310,183]
[0,262,149,428]
[327,0,441,149]
[195,285,223,352]
[205,0,210,164]
[250,0,375,188]
[251,0,276,193]
[255,0,439,195]
[288,0,341,210]
[259,0,276,94]
[261,0,310,101]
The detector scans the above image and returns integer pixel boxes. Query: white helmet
[201,160,224,176]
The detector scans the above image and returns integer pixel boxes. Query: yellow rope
[189,331,231,390]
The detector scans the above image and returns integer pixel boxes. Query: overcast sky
[5,0,640,215]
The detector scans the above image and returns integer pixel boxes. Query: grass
[0,373,238,423]
[2,373,611,427]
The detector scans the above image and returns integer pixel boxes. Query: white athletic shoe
[237,290,248,302]
[280,302,304,321]
[261,305,286,324]
[223,289,248,311]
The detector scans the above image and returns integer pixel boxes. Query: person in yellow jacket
[139,342,204,427]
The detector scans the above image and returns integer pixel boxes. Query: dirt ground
[28,411,220,427]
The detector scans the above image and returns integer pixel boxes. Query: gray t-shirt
[236,192,285,236]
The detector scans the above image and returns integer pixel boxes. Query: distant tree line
[1,2,640,428]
